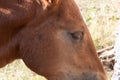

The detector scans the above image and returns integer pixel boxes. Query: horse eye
[70,31,84,41]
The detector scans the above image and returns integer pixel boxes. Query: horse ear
[36,0,59,9]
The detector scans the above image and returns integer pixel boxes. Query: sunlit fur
[0,0,108,80]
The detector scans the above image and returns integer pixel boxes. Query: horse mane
[36,0,60,9]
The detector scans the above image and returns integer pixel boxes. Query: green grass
[0,0,120,79]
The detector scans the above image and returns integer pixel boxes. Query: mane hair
[36,0,60,9]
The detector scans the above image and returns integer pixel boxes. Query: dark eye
[70,31,84,41]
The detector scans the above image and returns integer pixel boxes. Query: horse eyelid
[70,31,84,41]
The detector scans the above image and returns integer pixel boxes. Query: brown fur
[0,0,108,80]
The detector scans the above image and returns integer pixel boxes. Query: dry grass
[0,60,46,80]
[76,0,120,49]
[0,0,120,80]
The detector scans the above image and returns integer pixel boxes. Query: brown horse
[0,0,108,80]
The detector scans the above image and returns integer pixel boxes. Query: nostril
[68,72,105,80]
[79,72,106,80]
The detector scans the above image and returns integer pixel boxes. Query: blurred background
[0,0,120,80]
[76,0,120,50]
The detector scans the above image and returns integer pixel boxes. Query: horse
[0,0,108,80]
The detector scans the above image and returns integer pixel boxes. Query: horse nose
[67,72,107,80]
[46,72,107,80]
[76,72,105,80]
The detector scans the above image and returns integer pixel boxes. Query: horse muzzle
[46,72,107,80]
